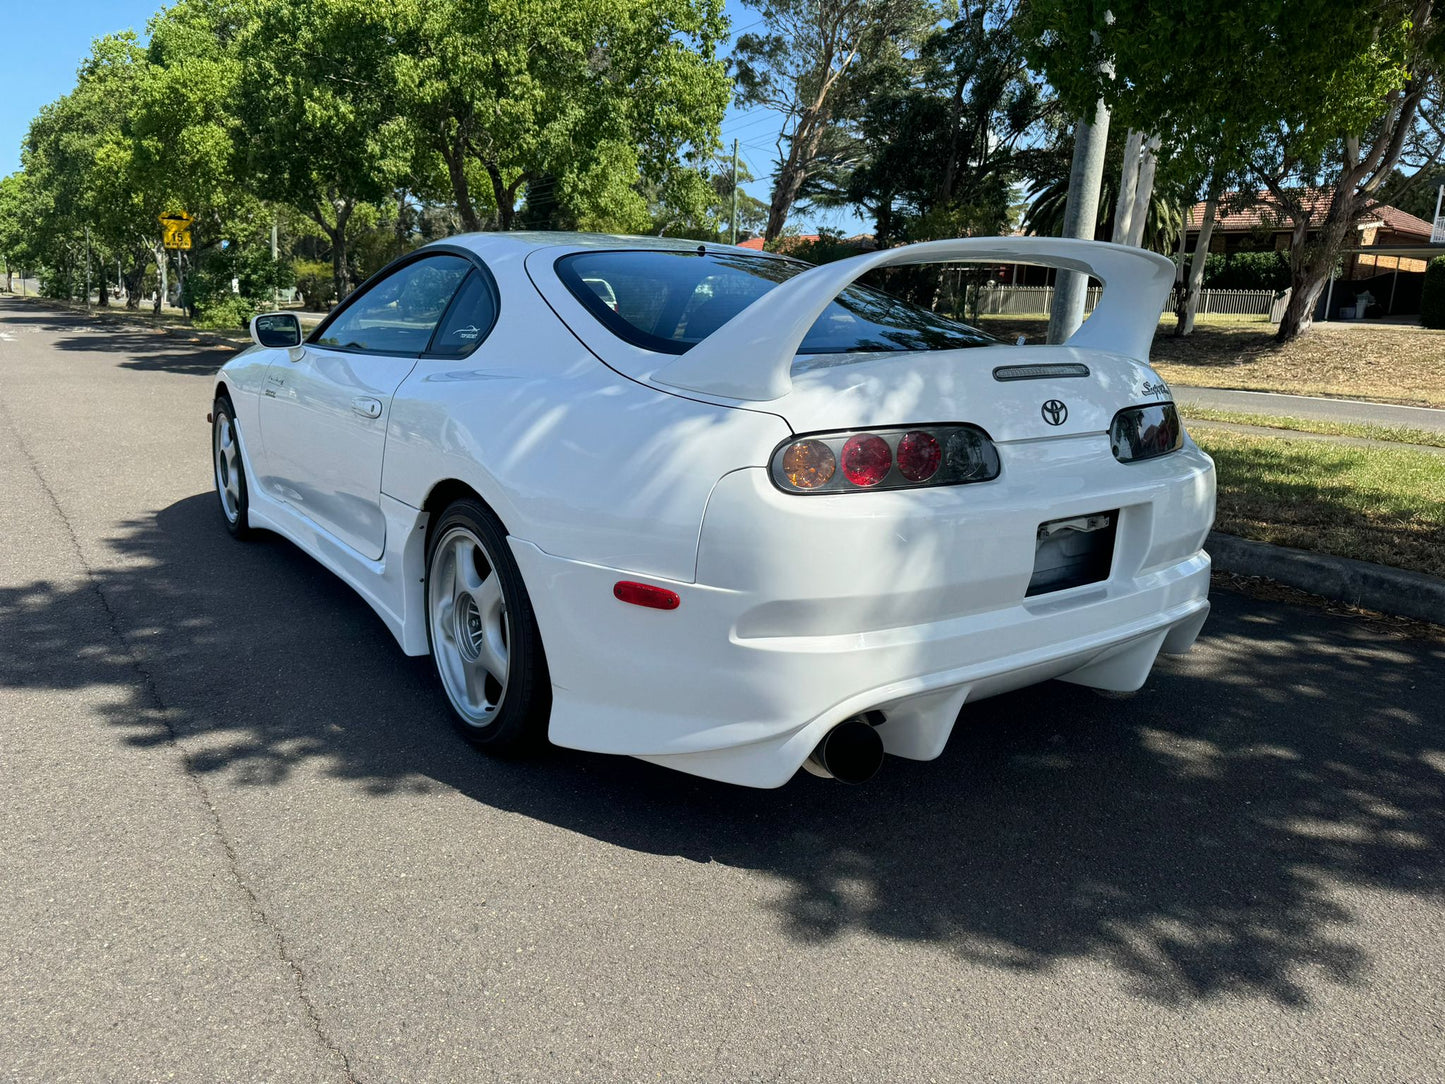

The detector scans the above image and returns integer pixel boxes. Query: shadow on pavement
[0,300,238,374]
[3,489,1442,1010]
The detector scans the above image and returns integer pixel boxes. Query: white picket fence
[974,285,1277,319]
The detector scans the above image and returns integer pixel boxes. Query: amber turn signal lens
[781,439,836,489]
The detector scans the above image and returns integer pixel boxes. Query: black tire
[425,498,551,752]
[212,395,253,540]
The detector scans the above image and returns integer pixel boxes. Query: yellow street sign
[159,212,193,251]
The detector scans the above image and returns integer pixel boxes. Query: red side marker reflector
[613,581,680,610]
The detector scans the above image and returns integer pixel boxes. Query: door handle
[351,396,383,419]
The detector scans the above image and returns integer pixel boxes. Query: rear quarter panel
[380,275,791,582]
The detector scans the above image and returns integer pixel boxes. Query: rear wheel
[425,499,550,752]
[212,396,252,540]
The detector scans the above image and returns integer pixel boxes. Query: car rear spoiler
[654,237,1177,402]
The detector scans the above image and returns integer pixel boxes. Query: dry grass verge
[976,315,1445,408]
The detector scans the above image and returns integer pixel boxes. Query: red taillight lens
[841,434,891,487]
[613,581,680,610]
[770,425,1000,494]
[896,431,942,481]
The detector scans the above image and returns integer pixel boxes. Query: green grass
[1181,407,1445,449]
[1192,429,1445,577]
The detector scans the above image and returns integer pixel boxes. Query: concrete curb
[1207,530,1445,625]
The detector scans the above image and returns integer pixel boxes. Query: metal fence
[974,285,1277,320]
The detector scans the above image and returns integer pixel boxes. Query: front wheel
[425,499,551,752]
[212,396,252,540]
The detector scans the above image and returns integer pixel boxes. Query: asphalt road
[1173,385,1445,432]
[3,296,1443,1083]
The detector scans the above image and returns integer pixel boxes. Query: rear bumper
[512,436,1215,788]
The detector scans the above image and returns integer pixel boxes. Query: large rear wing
[655,237,1176,402]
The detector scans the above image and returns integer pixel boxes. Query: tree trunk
[1277,183,1364,343]
[874,198,894,250]
[153,245,165,314]
[485,165,518,231]
[445,142,482,233]
[1048,98,1111,344]
[319,200,354,302]
[764,111,827,243]
[1176,194,1217,336]
[125,250,145,309]
[330,225,350,302]
[1125,135,1160,247]
[1113,129,1144,244]
[1276,202,1355,342]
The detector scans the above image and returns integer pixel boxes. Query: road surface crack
[0,395,362,1084]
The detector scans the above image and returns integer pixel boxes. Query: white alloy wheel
[212,397,251,540]
[428,525,512,726]
[214,412,242,525]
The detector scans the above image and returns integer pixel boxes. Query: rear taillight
[1110,402,1183,463]
[770,425,1000,494]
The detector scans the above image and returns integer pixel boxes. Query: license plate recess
[1026,511,1118,596]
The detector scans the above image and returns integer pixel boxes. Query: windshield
[556,250,996,356]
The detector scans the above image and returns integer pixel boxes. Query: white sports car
[212,233,1214,787]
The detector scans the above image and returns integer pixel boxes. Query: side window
[428,270,499,356]
[313,255,470,354]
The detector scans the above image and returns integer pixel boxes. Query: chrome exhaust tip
[804,715,885,784]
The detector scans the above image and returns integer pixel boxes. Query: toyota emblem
[1041,399,1068,426]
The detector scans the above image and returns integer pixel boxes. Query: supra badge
[1041,399,1068,426]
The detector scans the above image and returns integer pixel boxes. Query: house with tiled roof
[1184,190,1434,276]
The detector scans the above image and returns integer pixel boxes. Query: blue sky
[1,0,868,235]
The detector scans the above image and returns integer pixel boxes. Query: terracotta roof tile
[1184,188,1433,240]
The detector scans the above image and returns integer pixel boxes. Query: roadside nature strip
[1191,429,1445,579]
[1179,407,1445,449]
[1149,323,1445,408]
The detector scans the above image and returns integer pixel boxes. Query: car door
[257,253,472,559]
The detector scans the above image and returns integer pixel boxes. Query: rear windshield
[556,250,996,356]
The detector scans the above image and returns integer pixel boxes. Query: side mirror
[250,312,303,349]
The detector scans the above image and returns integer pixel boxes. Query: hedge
[1421,256,1445,329]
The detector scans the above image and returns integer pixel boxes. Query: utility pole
[730,139,739,246]
[271,219,280,305]
[1047,99,1111,343]
[85,227,92,310]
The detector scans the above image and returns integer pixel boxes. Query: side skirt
[233,428,431,656]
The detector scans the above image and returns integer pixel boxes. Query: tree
[1022,0,1445,341]
[232,0,414,299]
[731,0,938,242]
[1022,125,1186,251]
[644,149,768,240]
[392,0,730,234]
[0,173,41,292]
[799,2,1053,251]
[20,35,160,305]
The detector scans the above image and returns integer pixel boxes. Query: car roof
[428,231,789,262]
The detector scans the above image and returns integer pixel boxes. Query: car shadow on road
[2,492,1441,1009]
